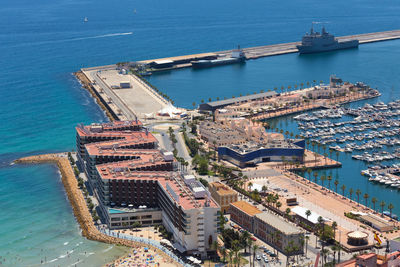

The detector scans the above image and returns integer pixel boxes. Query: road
[89,70,137,120]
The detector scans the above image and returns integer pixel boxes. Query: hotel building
[76,121,219,258]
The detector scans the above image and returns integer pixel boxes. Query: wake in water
[10,32,134,48]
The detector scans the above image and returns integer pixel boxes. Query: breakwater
[137,29,400,70]
[75,71,119,121]
[14,154,181,266]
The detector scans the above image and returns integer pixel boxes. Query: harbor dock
[138,29,400,70]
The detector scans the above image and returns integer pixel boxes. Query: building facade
[253,213,304,256]
[76,121,219,258]
[209,182,238,213]
[229,201,262,232]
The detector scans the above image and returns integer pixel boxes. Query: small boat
[84,17,88,22]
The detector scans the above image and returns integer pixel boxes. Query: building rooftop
[360,214,393,229]
[226,139,303,154]
[291,206,329,224]
[77,120,142,134]
[230,201,262,216]
[255,212,303,235]
[210,182,237,196]
[201,91,277,109]
[99,170,218,210]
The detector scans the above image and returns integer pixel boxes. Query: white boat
[84,17,88,22]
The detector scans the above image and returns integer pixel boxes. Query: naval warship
[297,24,359,54]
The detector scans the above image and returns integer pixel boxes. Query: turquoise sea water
[1,0,400,265]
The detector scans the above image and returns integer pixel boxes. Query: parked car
[256,255,261,261]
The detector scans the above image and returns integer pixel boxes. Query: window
[111,217,120,221]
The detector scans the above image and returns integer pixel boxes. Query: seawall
[75,71,119,121]
[14,153,181,266]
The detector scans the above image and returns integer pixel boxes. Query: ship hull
[297,40,359,54]
[191,57,245,69]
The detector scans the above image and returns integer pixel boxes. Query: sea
[1,0,399,266]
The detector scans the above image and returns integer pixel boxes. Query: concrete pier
[139,29,400,67]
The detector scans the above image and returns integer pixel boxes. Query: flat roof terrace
[255,212,302,235]
[230,201,262,217]
[97,170,218,210]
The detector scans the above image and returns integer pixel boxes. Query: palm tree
[363,193,369,208]
[228,250,234,267]
[304,235,310,256]
[262,185,268,194]
[388,203,394,219]
[332,221,338,240]
[313,172,318,184]
[341,184,346,197]
[307,168,312,182]
[355,189,361,205]
[221,247,227,263]
[320,175,326,188]
[305,210,311,221]
[371,197,377,212]
[248,182,253,191]
[192,102,196,109]
[331,245,339,264]
[285,208,291,218]
[333,179,339,194]
[252,244,258,267]
[380,201,385,216]
[349,188,354,201]
[276,201,282,210]
[327,175,332,190]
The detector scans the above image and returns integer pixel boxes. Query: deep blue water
[1,0,400,265]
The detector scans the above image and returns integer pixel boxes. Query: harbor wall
[74,71,119,121]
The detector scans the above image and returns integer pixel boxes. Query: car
[264,258,269,263]
[224,217,228,222]
[230,222,235,227]
[269,253,277,257]
[263,248,269,253]
[256,255,261,261]
[262,253,267,258]
[250,236,257,241]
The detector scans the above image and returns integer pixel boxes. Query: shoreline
[74,71,119,122]
[14,153,182,267]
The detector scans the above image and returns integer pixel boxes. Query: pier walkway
[139,29,400,66]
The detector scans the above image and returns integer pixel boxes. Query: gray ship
[297,24,359,54]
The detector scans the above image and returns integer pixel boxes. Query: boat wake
[69,32,133,42]
[10,32,133,48]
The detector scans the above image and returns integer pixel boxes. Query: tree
[334,179,339,193]
[307,168,312,182]
[312,171,318,184]
[192,102,196,109]
[305,235,310,256]
[248,182,253,191]
[305,210,311,221]
[285,208,291,218]
[355,189,361,205]
[363,193,369,208]
[276,201,282,210]
[349,188,354,201]
[320,175,326,188]
[252,244,258,267]
[327,175,332,190]
[371,197,377,212]
[341,184,346,197]
[380,201,386,215]
[332,221,338,240]
[261,185,268,194]
[388,203,394,219]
